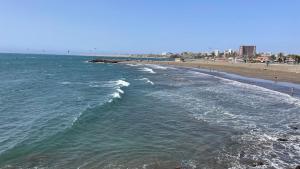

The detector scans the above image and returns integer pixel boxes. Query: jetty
[88,59,126,63]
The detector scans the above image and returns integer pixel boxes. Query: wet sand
[124,60,300,84]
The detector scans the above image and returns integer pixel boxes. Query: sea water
[0,53,299,169]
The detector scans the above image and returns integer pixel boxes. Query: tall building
[239,46,256,60]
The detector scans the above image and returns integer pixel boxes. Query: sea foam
[111,92,121,99]
[150,69,300,169]
[188,69,300,107]
[109,79,130,102]
[126,63,140,67]
[139,67,156,74]
[139,78,154,85]
[115,79,130,87]
[145,64,168,70]
[60,81,72,85]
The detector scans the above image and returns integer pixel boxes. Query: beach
[124,60,300,84]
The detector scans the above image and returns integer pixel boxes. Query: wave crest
[115,80,130,87]
[139,67,156,74]
[139,78,154,85]
[145,64,168,70]
[109,80,130,102]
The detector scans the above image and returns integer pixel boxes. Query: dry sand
[124,60,300,84]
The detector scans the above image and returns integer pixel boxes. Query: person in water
[291,87,294,96]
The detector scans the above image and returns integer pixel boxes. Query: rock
[295,165,300,169]
[277,138,288,141]
[88,59,122,63]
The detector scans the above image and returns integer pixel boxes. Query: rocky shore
[88,59,127,63]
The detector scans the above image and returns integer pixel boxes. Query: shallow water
[0,54,299,169]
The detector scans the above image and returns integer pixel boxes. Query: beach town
[131,46,300,65]
[90,45,300,85]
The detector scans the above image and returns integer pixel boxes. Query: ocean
[0,53,299,169]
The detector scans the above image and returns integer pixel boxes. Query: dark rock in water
[88,59,122,63]
[277,138,288,141]
[295,165,300,169]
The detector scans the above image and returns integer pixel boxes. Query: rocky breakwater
[88,59,127,63]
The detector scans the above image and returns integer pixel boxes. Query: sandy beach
[124,60,300,84]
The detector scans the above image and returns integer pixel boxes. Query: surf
[138,67,156,74]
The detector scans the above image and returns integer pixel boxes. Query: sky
[0,0,299,54]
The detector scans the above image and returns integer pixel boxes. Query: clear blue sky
[0,0,299,54]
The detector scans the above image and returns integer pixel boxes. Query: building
[213,50,220,57]
[225,49,233,55]
[161,52,168,56]
[254,56,269,63]
[224,49,234,57]
[161,52,173,56]
[175,58,184,62]
[239,46,256,60]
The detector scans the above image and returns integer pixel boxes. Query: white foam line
[139,67,156,74]
[188,70,300,107]
[115,79,130,87]
[187,70,212,77]
[138,78,154,85]
[126,63,140,67]
[60,81,72,85]
[88,84,101,88]
[116,88,124,94]
[145,64,168,70]
[221,78,300,107]
[108,79,130,102]
[111,92,121,99]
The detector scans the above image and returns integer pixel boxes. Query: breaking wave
[218,77,300,107]
[126,63,141,67]
[72,80,130,126]
[145,64,168,70]
[108,80,130,102]
[149,70,300,169]
[115,79,130,87]
[139,67,156,74]
[138,78,154,85]
[187,70,300,107]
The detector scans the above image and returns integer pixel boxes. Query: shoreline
[123,60,300,84]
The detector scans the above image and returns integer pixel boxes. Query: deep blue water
[0,53,299,169]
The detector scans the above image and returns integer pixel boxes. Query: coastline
[1,54,300,169]
[124,60,300,84]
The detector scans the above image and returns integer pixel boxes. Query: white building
[213,50,219,56]
[225,49,233,55]
[161,52,173,56]
[161,52,167,56]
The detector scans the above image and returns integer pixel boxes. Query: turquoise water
[0,53,299,169]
